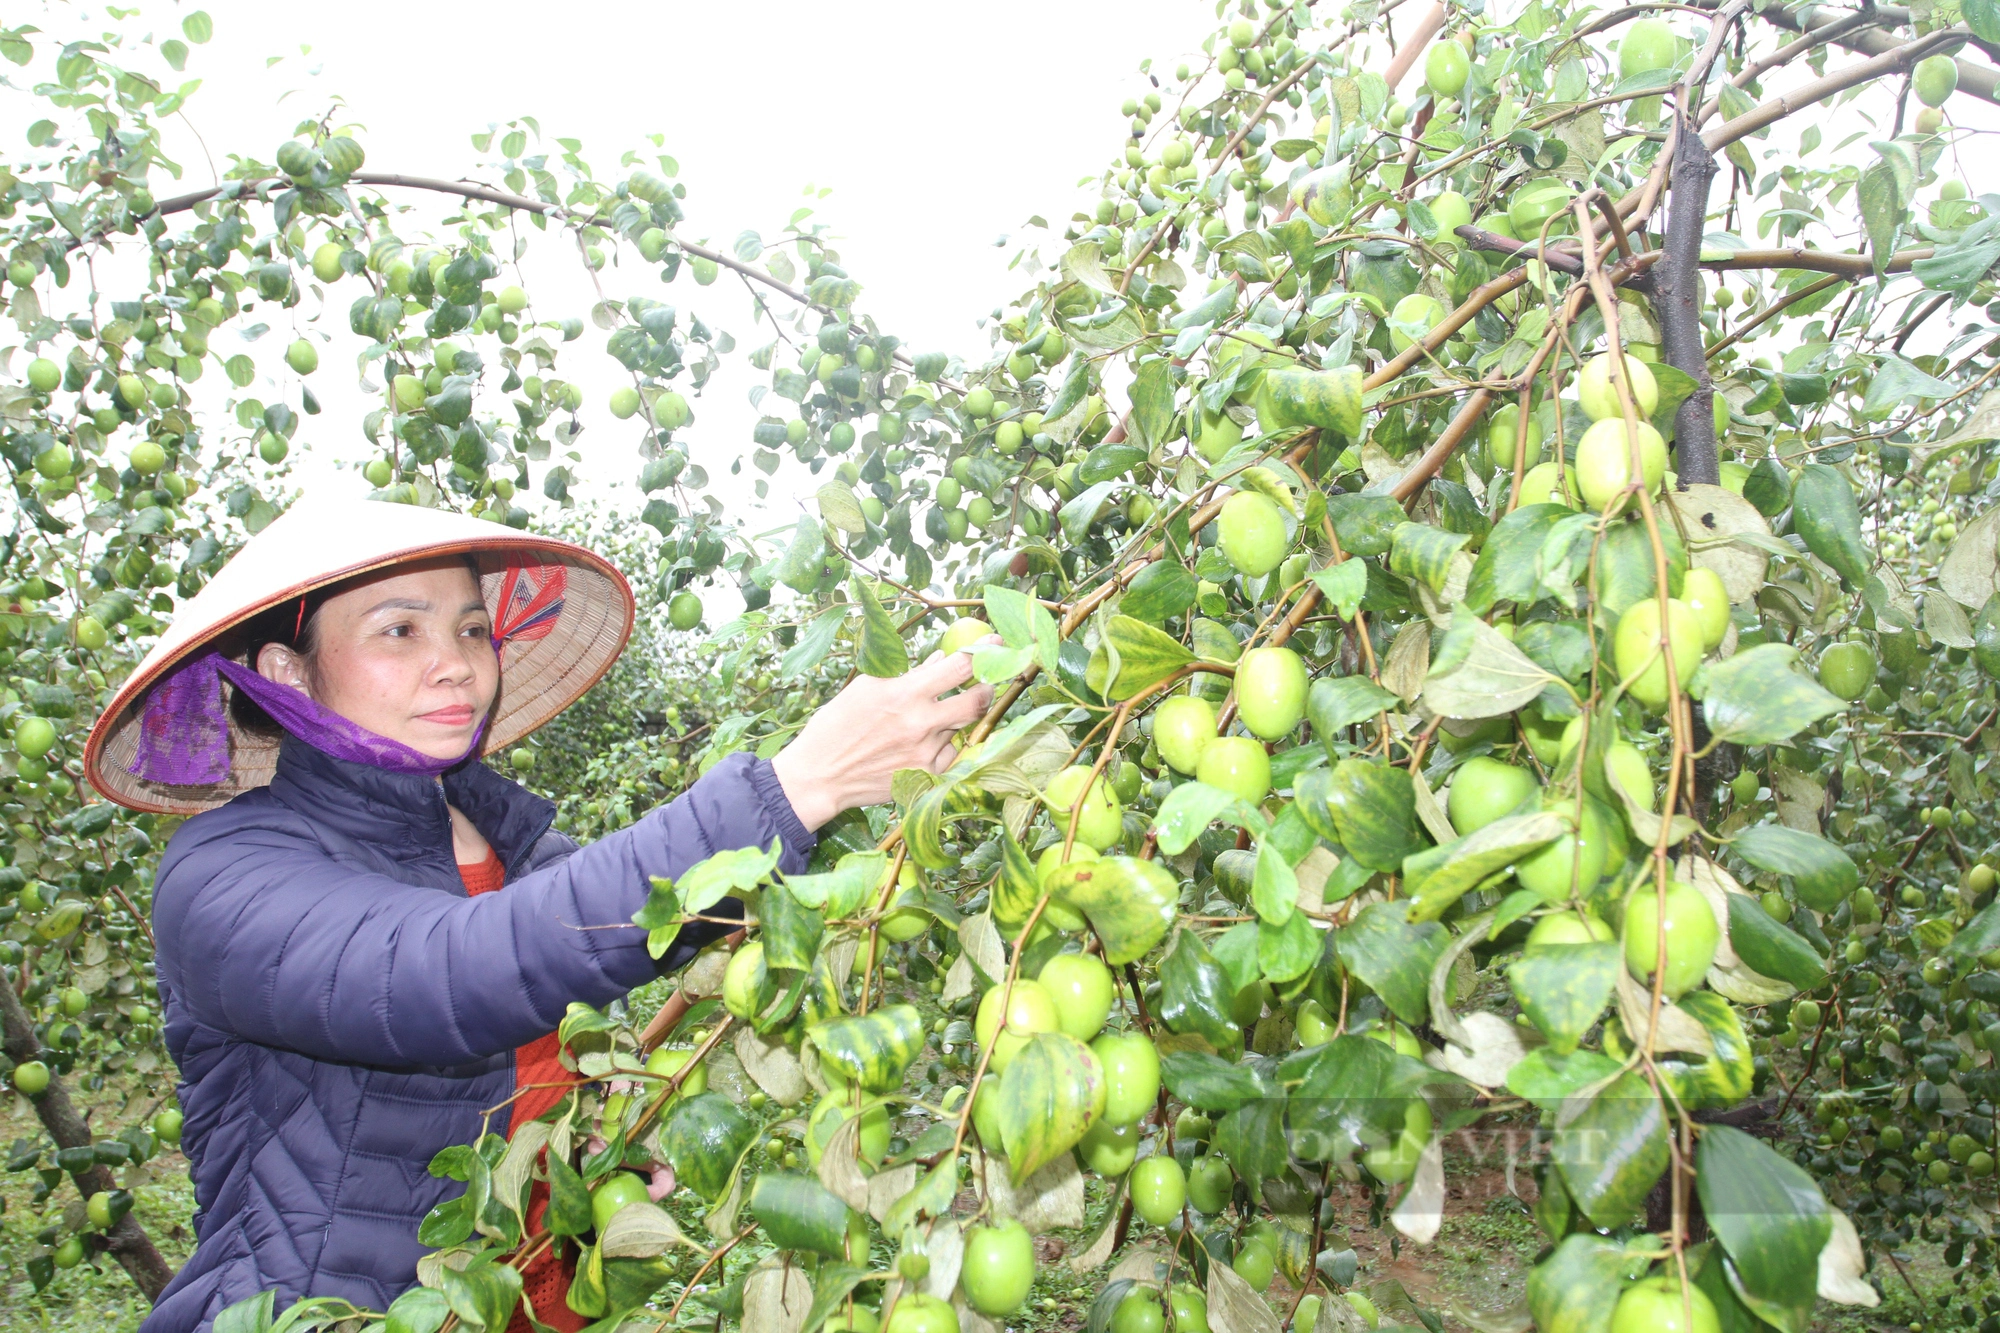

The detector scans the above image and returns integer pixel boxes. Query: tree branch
[0,979,175,1300]
[1691,0,2000,108]
[1652,112,1721,485]
[1702,25,1971,150]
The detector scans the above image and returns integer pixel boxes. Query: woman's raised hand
[770,646,998,831]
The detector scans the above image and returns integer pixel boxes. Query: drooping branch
[133,170,936,379]
[1653,112,1721,485]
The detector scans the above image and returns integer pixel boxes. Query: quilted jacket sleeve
[152,752,813,1069]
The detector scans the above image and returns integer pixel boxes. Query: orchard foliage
[8,0,2000,1329]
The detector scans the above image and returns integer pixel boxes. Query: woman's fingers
[908,646,978,698]
[939,681,995,729]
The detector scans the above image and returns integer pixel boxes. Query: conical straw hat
[86,501,634,814]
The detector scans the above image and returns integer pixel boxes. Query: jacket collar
[266,737,556,876]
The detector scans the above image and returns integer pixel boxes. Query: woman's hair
[225,555,484,739]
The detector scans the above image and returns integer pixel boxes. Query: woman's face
[256,559,498,759]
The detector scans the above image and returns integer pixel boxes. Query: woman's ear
[256,642,312,694]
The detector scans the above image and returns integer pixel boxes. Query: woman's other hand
[770,645,997,831]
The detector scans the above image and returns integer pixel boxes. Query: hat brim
[85,506,634,815]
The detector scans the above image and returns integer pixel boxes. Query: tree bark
[1654,111,1721,487]
[0,977,176,1300]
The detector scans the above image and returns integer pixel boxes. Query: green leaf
[545,1153,593,1238]
[1046,855,1181,964]
[1159,929,1242,1052]
[1258,910,1320,983]
[1278,1034,1437,1161]
[1161,1050,1273,1112]
[1121,561,1198,623]
[1325,493,1406,556]
[1790,464,1869,585]
[633,879,683,960]
[1649,362,1699,439]
[748,1172,853,1257]
[384,1287,451,1333]
[881,1154,960,1237]
[602,1255,678,1313]
[215,1293,277,1333]
[797,1266,871,1333]
[816,482,868,535]
[1421,607,1558,720]
[1692,645,1845,746]
[1729,824,1857,912]
[901,781,957,871]
[783,850,887,919]
[1388,521,1471,594]
[1306,675,1397,735]
[1321,759,1425,871]
[1309,559,1368,620]
[678,841,781,916]
[761,878,824,972]
[810,1005,926,1093]
[1254,366,1364,437]
[1060,480,1120,544]
[1127,356,1178,450]
[775,516,826,593]
[1663,992,1755,1109]
[1080,442,1146,485]
[998,1031,1105,1179]
[439,1263,522,1333]
[850,575,909,678]
[1335,901,1447,1026]
[1552,1071,1668,1229]
[1858,159,1903,277]
[1214,1095,1290,1187]
[1594,515,1688,619]
[1946,896,2000,967]
[1403,811,1566,922]
[1527,1234,1632,1333]
[1507,942,1621,1055]
[1465,503,1570,614]
[1085,615,1194,700]
[661,1093,757,1202]
[1505,1048,1623,1112]
[1725,895,1826,991]
[983,583,1061,676]
[1696,1126,1831,1333]
[990,831,1043,932]
[780,605,847,680]
[1865,355,1956,416]
[1151,780,1267,855]
[1252,839,1299,925]
[183,9,213,41]
[1967,0,2000,44]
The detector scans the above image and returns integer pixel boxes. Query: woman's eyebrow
[460,600,489,616]
[361,597,431,616]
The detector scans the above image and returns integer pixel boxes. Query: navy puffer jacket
[142,739,814,1333]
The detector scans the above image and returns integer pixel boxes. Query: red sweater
[460,850,588,1333]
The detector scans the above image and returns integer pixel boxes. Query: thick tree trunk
[0,977,176,1300]
[1655,110,1722,487]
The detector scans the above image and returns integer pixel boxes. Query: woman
[84,502,990,1332]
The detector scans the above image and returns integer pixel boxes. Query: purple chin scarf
[128,653,487,786]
